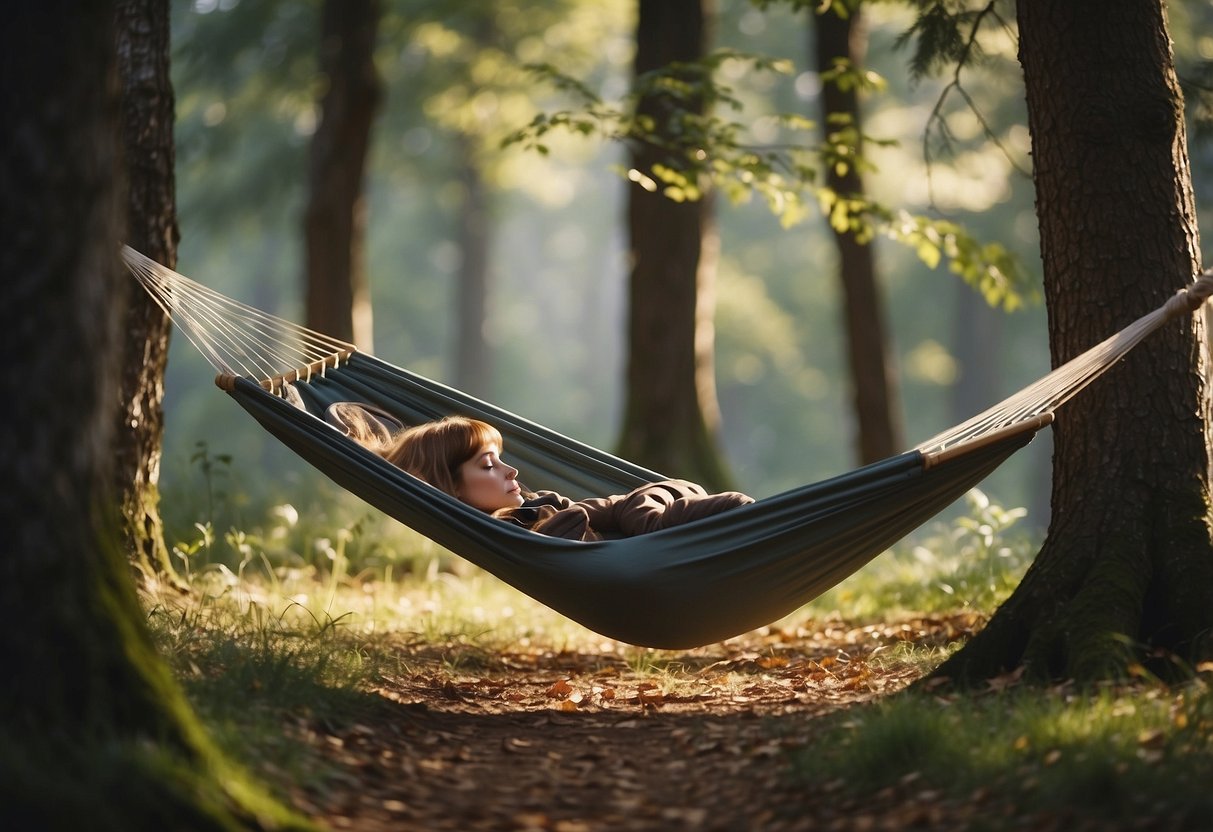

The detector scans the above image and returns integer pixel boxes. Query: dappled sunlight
[903,338,959,387]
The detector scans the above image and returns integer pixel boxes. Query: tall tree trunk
[937,0,1213,684]
[114,0,180,588]
[813,1,903,464]
[454,134,492,397]
[304,0,381,350]
[617,0,731,490]
[0,7,303,828]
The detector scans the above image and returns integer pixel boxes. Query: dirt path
[278,614,1016,831]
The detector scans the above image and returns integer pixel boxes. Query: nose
[505,463,518,479]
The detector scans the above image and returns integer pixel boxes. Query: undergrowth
[145,588,393,801]
[790,679,1213,828]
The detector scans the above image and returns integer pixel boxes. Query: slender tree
[304,0,382,350]
[453,132,493,397]
[114,0,180,587]
[813,0,904,464]
[937,0,1213,683]
[617,0,732,489]
[0,6,308,828]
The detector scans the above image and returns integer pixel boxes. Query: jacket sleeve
[605,480,754,537]
[497,491,603,542]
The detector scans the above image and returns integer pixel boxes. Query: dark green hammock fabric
[227,352,1038,648]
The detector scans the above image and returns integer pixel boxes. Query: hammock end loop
[1168,271,1213,317]
[215,373,237,392]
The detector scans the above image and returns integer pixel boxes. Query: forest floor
[249,610,1155,832]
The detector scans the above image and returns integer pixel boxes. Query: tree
[616,0,733,490]
[0,6,307,828]
[933,0,1213,683]
[453,131,493,396]
[114,0,180,587]
[304,0,382,350]
[380,0,629,398]
[812,0,904,464]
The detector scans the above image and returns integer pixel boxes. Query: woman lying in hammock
[333,405,752,541]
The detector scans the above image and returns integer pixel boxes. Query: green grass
[790,682,1213,827]
[145,584,395,802]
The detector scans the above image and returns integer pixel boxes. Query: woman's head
[385,416,524,512]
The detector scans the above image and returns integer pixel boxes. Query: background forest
[164,0,1213,534]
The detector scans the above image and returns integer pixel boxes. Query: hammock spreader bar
[122,246,1213,648]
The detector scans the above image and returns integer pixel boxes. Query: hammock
[123,246,1213,648]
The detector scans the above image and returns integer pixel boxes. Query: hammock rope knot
[1167,270,1213,317]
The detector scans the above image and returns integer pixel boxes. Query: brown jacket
[494,479,753,542]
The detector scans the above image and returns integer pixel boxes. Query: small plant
[190,440,233,530]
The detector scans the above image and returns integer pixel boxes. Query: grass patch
[791,681,1213,827]
[145,583,396,802]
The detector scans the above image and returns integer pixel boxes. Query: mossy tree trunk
[617,0,733,490]
[0,6,309,828]
[936,0,1213,685]
[813,0,904,465]
[304,0,382,351]
[114,0,181,588]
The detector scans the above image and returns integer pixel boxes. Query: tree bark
[617,0,732,490]
[936,0,1213,684]
[0,8,306,827]
[813,1,904,464]
[114,0,180,587]
[304,0,381,350]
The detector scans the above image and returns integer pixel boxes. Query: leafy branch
[895,0,1031,207]
[503,47,1032,309]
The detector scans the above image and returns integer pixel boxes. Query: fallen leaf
[546,678,574,698]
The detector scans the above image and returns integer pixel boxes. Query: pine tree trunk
[936,0,1213,684]
[304,0,381,350]
[0,8,306,827]
[114,0,180,588]
[813,2,903,464]
[617,0,732,490]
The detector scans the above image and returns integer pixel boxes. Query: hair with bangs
[383,416,503,497]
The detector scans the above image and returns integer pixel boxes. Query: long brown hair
[383,416,503,497]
